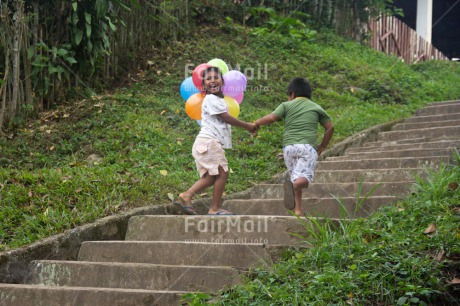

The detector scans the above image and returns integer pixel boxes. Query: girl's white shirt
[197,94,232,149]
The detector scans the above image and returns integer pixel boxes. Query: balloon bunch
[179,58,247,123]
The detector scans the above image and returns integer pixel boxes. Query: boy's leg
[283,179,296,210]
[284,144,318,216]
[293,177,309,216]
[208,166,229,214]
[283,146,297,210]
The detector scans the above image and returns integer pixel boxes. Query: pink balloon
[192,63,212,91]
[222,70,247,98]
[234,92,244,104]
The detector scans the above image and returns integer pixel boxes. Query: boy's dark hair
[287,77,312,99]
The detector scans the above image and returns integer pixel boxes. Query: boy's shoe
[283,181,295,210]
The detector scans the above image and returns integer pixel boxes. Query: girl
[175,67,257,215]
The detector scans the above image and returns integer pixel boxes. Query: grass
[1,25,460,253]
[186,154,460,305]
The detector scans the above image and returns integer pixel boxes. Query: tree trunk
[10,0,24,121]
[0,49,10,132]
[22,27,33,110]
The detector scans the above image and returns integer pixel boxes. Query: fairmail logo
[184,216,268,233]
[184,62,269,81]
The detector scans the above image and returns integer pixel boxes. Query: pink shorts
[192,137,228,178]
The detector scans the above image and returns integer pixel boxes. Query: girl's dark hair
[202,67,224,84]
[287,77,312,99]
[202,66,224,96]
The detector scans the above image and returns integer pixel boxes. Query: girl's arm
[218,112,257,133]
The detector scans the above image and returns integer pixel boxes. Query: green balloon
[207,58,229,74]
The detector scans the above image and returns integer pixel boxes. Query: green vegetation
[185,154,460,305]
[1,25,460,251]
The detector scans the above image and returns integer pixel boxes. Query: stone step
[125,215,305,246]
[317,156,450,170]
[377,126,460,142]
[362,135,458,148]
[27,260,241,293]
[425,100,460,106]
[314,168,426,183]
[78,241,273,270]
[391,119,460,131]
[223,196,396,218]
[0,283,184,306]
[362,137,459,149]
[329,148,453,159]
[334,153,453,163]
[248,182,413,199]
[403,112,460,123]
[347,140,459,153]
[415,102,460,116]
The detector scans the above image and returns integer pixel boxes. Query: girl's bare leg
[208,166,229,214]
[179,173,215,206]
[293,177,309,216]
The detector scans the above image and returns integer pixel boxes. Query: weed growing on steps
[413,148,460,204]
[197,156,460,305]
[286,178,381,249]
[334,179,382,239]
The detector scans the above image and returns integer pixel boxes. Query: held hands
[252,122,260,136]
[247,122,259,134]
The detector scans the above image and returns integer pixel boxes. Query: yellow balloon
[224,96,240,118]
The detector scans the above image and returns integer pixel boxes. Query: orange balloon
[224,96,240,118]
[185,93,205,120]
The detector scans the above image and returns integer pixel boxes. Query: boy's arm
[317,121,334,156]
[254,113,280,128]
[218,112,258,133]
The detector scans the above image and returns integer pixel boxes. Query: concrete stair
[348,139,459,153]
[316,156,450,168]
[1,100,459,305]
[247,181,413,198]
[28,260,242,292]
[77,241,272,269]
[377,126,460,142]
[223,196,396,217]
[124,215,306,245]
[314,168,426,183]
[0,283,184,306]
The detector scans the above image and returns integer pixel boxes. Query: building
[393,0,460,59]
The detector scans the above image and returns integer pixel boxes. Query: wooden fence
[368,15,448,64]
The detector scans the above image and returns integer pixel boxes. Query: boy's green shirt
[272,97,332,148]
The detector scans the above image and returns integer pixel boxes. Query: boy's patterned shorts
[283,144,318,183]
[192,137,228,178]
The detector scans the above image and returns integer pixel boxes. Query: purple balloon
[222,70,247,98]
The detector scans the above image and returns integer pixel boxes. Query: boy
[254,77,334,216]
